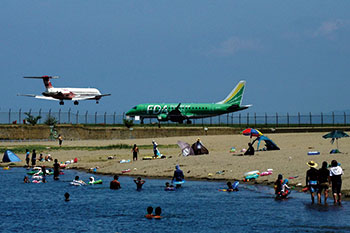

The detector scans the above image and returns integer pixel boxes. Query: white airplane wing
[17,94,59,101]
[72,94,111,101]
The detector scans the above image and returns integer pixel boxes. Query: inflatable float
[165,187,176,191]
[308,151,320,155]
[173,180,185,185]
[260,171,273,176]
[142,156,153,160]
[70,180,86,186]
[122,169,131,173]
[243,173,259,182]
[89,179,103,185]
[244,170,259,176]
[119,159,131,164]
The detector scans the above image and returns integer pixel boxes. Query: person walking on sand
[306,161,319,204]
[317,161,330,204]
[58,135,63,147]
[329,160,344,205]
[31,149,37,167]
[132,144,139,161]
[25,149,30,167]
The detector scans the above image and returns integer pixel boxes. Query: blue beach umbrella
[322,130,349,150]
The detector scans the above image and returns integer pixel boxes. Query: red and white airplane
[19,76,111,105]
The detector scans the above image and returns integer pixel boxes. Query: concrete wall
[0,125,349,140]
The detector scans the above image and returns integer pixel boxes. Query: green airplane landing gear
[186,120,192,124]
[140,118,144,125]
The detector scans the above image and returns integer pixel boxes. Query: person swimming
[71,176,86,185]
[165,182,175,191]
[145,206,153,219]
[89,177,95,184]
[64,192,70,202]
[226,181,239,192]
[134,177,145,191]
[23,176,30,183]
[153,207,162,219]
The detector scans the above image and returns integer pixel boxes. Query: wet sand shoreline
[2,132,350,197]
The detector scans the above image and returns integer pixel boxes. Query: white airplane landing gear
[59,100,64,105]
[74,101,79,105]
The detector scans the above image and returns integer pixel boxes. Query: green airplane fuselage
[126,103,247,122]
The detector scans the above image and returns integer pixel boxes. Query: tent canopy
[256,136,280,151]
[2,150,21,162]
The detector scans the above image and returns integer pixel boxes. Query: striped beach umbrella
[242,128,263,138]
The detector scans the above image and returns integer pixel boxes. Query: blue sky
[0,0,349,114]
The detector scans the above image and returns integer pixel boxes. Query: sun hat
[306,161,318,168]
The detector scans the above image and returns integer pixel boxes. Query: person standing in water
[132,144,139,161]
[25,149,30,167]
[110,175,121,190]
[306,161,319,204]
[329,160,344,205]
[317,161,330,204]
[31,149,37,167]
[133,177,145,191]
[172,165,184,188]
[53,159,60,180]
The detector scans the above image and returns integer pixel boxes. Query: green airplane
[126,80,250,124]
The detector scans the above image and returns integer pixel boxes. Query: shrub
[24,113,41,126]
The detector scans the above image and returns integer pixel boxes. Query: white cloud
[209,36,261,56]
[313,19,348,38]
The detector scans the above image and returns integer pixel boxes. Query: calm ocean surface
[1,168,350,233]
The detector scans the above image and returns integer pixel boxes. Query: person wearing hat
[306,161,319,204]
[329,160,344,205]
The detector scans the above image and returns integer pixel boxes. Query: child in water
[281,179,291,197]
[165,182,175,191]
[153,207,162,219]
[23,176,30,183]
[226,181,239,192]
[134,177,145,191]
[274,174,283,196]
[64,192,70,202]
[145,206,153,219]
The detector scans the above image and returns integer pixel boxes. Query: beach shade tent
[177,141,195,156]
[256,135,280,151]
[2,150,21,162]
[242,128,263,138]
[322,130,349,150]
[191,142,209,155]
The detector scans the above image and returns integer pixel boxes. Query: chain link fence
[1,109,349,127]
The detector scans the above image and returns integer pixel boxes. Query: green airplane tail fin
[217,80,246,106]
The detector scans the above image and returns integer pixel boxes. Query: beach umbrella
[322,130,349,150]
[242,128,263,138]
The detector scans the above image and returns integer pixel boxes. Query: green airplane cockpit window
[132,106,137,109]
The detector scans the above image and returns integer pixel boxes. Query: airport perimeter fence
[0,109,350,128]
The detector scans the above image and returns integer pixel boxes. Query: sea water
[1,168,350,233]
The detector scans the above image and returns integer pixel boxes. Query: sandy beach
[2,132,350,193]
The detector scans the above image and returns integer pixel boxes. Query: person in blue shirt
[172,165,184,188]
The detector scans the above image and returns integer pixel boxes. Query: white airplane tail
[23,76,59,90]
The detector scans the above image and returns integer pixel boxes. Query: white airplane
[19,76,111,105]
